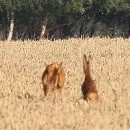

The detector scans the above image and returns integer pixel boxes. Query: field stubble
[0,38,130,130]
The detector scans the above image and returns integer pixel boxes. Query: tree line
[0,0,130,41]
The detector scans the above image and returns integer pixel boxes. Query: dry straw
[0,38,130,130]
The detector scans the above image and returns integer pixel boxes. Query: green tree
[36,0,84,39]
[0,0,25,40]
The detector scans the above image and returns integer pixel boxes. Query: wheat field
[0,38,130,130]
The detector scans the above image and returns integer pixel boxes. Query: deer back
[42,62,65,96]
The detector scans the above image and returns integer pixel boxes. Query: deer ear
[83,54,88,63]
[88,54,92,61]
[87,55,93,64]
[44,62,48,67]
[59,62,62,66]
[83,54,87,72]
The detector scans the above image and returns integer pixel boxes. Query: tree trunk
[40,18,47,40]
[7,12,14,41]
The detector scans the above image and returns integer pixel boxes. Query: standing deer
[42,62,65,96]
[81,54,98,101]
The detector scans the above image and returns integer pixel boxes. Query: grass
[0,37,130,130]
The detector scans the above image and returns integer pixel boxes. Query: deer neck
[85,63,92,80]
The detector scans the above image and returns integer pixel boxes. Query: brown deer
[81,54,98,101]
[42,62,65,96]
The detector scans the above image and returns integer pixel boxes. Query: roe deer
[81,54,98,101]
[42,62,65,96]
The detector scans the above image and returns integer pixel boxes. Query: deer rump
[42,63,65,96]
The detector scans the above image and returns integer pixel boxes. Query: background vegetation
[0,38,130,130]
[0,0,130,40]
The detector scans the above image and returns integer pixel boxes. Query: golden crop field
[0,38,130,130]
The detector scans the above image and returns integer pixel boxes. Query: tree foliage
[0,0,130,40]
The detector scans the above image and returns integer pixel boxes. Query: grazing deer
[42,62,65,97]
[81,54,98,101]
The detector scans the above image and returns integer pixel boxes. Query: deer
[81,54,98,101]
[42,62,65,97]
